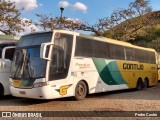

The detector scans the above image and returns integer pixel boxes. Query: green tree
[129,26,160,51]
[35,12,105,35]
[35,13,88,31]
[90,0,160,42]
[0,0,31,35]
[35,0,160,43]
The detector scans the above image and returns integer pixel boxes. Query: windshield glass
[10,32,52,79]
[17,32,52,47]
[11,46,46,79]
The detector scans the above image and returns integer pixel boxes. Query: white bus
[10,30,157,100]
[0,42,16,96]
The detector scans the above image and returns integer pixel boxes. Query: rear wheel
[136,79,143,91]
[143,79,149,88]
[75,81,87,100]
[0,84,4,96]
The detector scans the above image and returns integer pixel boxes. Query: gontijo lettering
[123,63,144,70]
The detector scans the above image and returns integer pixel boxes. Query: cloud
[9,0,41,11]
[0,31,5,35]
[59,1,69,8]
[58,1,88,13]
[66,18,82,23]
[72,2,88,13]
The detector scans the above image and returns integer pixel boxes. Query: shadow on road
[0,95,54,106]
[0,94,75,106]
[0,83,159,106]
[87,84,160,100]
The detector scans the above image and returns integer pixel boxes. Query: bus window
[75,37,94,57]
[49,33,73,80]
[5,48,15,61]
[125,48,135,61]
[0,43,16,59]
[94,41,111,59]
[110,44,124,60]
[148,52,156,64]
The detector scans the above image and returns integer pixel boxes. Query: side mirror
[40,42,53,61]
[2,46,16,60]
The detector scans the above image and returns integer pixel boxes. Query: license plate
[19,91,26,95]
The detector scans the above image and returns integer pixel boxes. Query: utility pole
[60,7,64,28]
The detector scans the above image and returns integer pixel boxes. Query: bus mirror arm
[40,42,53,61]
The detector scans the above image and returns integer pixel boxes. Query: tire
[143,79,149,88]
[0,84,4,96]
[75,81,87,100]
[136,79,143,91]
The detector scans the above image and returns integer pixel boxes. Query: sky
[3,0,160,35]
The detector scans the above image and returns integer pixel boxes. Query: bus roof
[19,30,156,53]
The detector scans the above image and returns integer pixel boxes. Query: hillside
[104,10,160,51]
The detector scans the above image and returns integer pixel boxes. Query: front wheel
[75,81,87,100]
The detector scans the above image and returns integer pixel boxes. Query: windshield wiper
[13,53,24,79]
[25,53,35,79]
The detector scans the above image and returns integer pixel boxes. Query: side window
[49,34,73,81]
[0,43,16,59]
[111,44,125,60]
[125,48,135,61]
[75,37,94,57]
[135,49,147,63]
[94,41,110,59]
[0,48,2,58]
[128,49,156,64]
[148,52,156,64]
[5,48,15,60]
[0,44,7,58]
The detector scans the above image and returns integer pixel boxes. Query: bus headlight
[33,82,47,88]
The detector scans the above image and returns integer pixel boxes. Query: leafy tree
[0,0,31,35]
[35,13,87,31]
[36,11,112,36]
[101,0,158,41]
[129,26,160,51]
[89,0,160,42]
[35,0,160,43]
[35,13,112,36]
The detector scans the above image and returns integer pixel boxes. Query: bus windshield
[10,46,46,79]
[10,32,52,79]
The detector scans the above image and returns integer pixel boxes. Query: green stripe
[93,58,126,85]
